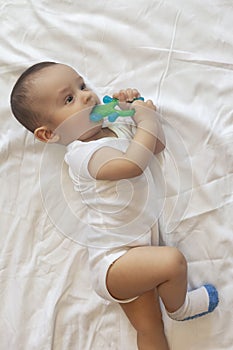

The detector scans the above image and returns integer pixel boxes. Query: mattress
[0,0,232,349]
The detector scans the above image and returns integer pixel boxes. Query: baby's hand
[131,99,157,125]
[113,88,141,102]
[112,88,141,110]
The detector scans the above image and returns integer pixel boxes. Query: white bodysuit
[65,120,159,302]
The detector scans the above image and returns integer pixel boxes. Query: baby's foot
[167,284,219,321]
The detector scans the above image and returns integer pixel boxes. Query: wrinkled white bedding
[0,1,232,349]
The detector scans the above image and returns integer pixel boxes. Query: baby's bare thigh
[106,245,186,301]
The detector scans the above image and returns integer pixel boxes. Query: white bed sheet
[0,0,232,349]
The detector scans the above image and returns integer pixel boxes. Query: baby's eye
[65,95,73,104]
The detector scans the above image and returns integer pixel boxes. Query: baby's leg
[107,246,218,322]
[120,289,169,350]
[107,246,187,312]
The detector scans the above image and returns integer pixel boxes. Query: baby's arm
[88,96,165,181]
[113,88,165,154]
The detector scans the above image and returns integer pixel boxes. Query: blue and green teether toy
[90,95,144,123]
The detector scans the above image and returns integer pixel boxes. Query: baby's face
[33,63,101,143]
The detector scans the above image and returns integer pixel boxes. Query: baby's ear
[34,126,60,143]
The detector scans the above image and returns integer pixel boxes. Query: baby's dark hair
[10,61,57,133]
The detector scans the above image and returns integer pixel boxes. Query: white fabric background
[0,1,232,349]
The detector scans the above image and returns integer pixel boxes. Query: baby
[10,62,219,350]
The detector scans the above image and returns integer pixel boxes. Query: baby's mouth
[88,100,99,111]
[90,100,100,111]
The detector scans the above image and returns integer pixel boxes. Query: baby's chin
[78,123,103,142]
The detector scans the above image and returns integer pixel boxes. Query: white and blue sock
[167,284,219,321]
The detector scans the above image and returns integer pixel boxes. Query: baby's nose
[81,90,92,104]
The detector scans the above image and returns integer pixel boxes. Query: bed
[1,0,232,349]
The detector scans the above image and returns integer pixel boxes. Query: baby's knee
[167,247,187,278]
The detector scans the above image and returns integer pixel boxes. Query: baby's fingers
[145,99,157,110]
[132,99,157,111]
[125,88,140,102]
[113,88,140,102]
